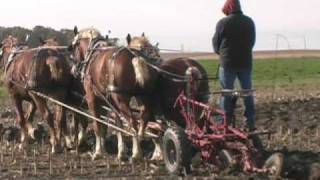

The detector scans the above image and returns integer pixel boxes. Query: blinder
[67,44,73,51]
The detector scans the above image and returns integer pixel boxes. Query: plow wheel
[263,153,284,177]
[163,127,192,175]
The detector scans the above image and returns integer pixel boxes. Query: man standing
[212,0,256,131]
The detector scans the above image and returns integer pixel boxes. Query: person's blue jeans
[219,66,255,129]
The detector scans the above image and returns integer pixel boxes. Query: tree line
[0,26,74,48]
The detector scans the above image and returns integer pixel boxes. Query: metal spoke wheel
[163,127,192,175]
[263,153,284,177]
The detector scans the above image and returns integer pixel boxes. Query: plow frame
[173,91,280,174]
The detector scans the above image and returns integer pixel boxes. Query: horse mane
[129,37,150,50]
[78,28,103,39]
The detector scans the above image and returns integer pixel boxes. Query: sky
[0,0,319,51]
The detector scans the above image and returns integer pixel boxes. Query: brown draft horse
[127,35,209,160]
[0,36,71,152]
[69,27,159,160]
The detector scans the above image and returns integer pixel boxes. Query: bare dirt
[0,87,320,179]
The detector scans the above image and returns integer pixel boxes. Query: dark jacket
[212,12,255,70]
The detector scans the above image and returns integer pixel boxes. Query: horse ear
[39,37,45,45]
[126,34,131,45]
[105,35,109,40]
[74,26,78,35]
[141,32,145,37]
[155,42,159,47]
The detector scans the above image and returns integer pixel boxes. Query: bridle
[0,38,18,67]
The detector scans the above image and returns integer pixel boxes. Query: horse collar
[80,39,107,80]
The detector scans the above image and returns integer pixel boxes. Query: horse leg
[151,138,163,161]
[114,94,142,161]
[31,95,58,153]
[115,117,126,161]
[72,113,88,150]
[90,100,106,160]
[52,90,71,149]
[24,100,37,139]
[54,105,71,149]
[84,82,106,160]
[13,96,28,150]
[138,98,162,161]
[137,97,155,137]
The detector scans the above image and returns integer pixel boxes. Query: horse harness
[106,46,162,95]
[5,47,66,89]
[4,46,28,73]
[73,38,110,81]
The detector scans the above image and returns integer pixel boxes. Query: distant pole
[303,36,307,50]
[276,34,291,50]
[180,44,184,53]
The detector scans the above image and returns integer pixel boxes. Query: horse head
[0,36,19,68]
[26,37,70,89]
[0,36,18,55]
[68,26,104,63]
[125,33,161,87]
[127,33,160,59]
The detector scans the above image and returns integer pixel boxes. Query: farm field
[0,56,320,179]
[199,57,320,89]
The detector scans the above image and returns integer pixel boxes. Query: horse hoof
[65,139,74,150]
[130,154,143,163]
[18,143,25,151]
[52,144,64,154]
[28,128,36,139]
[117,153,128,162]
[150,154,163,161]
[90,152,103,161]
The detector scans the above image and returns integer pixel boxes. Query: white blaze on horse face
[129,40,142,50]
[72,34,79,46]
[132,57,150,87]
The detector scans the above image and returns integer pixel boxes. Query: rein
[128,47,215,83]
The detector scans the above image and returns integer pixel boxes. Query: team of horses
[0,27,209,161]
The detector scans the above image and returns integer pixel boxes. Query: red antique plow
[162,78,283,177]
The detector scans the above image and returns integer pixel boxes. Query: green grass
[199,57,320,90]
[0,57,319,97]
[0,86,7,97]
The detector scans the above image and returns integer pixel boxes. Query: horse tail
[132,56,150,87]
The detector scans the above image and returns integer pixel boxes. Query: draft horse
[0,36,71,152]
[68,27,159,160]
[126,35,210,160]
